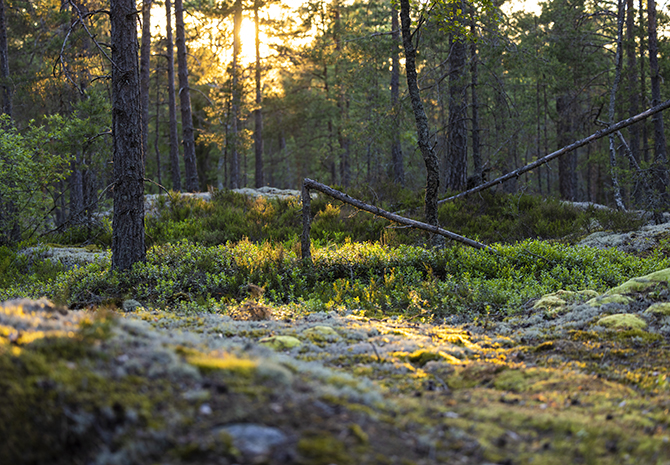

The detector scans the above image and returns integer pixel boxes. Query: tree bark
[140,0,152,175]
[399,0,439,227]
[0,0,17,241]
[446,25,467,190]
[625,0,640,166]
[0,0,11,117]
[111,0,146,270]
[154,81,162,188]
[254,1,264,188]
[165,0,181,191]
[607,0,626,210]
[647,0,669,209]
[390,6,404,186]
[333,0,350,188]
[470,13,481,183]
[556,94,576,200]
[639,0,650,163]
[229,0,242,189]
[174,0,199,192]
[69,154,84,223]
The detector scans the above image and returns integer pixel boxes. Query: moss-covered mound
[0,298,482,465]
[4,264,670,464]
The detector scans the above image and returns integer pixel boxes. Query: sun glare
[237,16,272,66]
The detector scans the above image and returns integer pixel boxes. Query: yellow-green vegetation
[259,335,302,350]
[607,267,670,295]
[586,294,634,307]
[4,192,670,463]
[302,325,341,343]
[645,302,670,315]
[533,289,599,315]
[596,313,647,330]
[3,235,669,319]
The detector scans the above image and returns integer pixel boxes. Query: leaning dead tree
[301,179,494,263]
[441,98,670,203]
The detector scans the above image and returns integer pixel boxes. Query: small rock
[199,404,213,415]
[218,423,289,462]
[122,299,144,312]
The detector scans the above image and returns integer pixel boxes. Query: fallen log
[440,98,670,203]
[301,178,494,263]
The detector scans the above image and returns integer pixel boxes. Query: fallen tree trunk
[301,178,493,263]
[441,98,670,203]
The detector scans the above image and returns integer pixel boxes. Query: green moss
[259,335,302,350]
[534,289,600,314]
[302,325,341,343]
[586,294,633,307]
[297,432,353,465]
[186,353,258,375]
[533,341,555,352]
[608,268,670,295]
[0,324,171,465]
[533,294,568,311]
[407,349,443,367]
[596,314,647,330]
[608,328,662,342]
[348,423,369,445]
[644,302,670,316]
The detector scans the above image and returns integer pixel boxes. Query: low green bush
[437,191,646,243]
[3,239,668,319]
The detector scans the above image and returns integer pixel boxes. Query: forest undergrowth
[4,190,670,464]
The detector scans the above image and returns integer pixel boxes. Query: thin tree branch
[441,99,670,203]
[303,178,495,252]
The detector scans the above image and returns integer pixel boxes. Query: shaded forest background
[0,0,669,243]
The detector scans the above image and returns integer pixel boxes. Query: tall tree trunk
[608,0,626,210]
[154,82,162,188]
[140,0,152,175]
[323,62,337,185]
[543,82,550,194]
[0,0,18,242]
[625,0,640,166]
[390,6,404,186]
[470,14,481,183]
[446,27,468,190]
[229,0,242,189]
[399,0,439,227]
[647,0,669,213]
[69,154,84,223]
[0,0,10,117]
[639,0,650,163]
[165,0,181,191]
[111,0,146,270]
[333,0,350,187]
[536,81,542,194]
[174,0,199,192]
[556,94,576,200]
[253,1,264,188]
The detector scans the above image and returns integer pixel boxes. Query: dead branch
[441,98,670,203]
[301,178,494,264]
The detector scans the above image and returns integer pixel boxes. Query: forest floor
[4,259,670,465]
[6,195,670,464]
